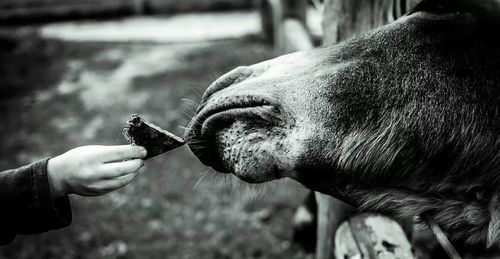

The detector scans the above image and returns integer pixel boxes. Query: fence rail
[0,0,254,25]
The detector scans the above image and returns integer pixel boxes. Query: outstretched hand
[47,145,147,198]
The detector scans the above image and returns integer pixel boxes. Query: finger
[99,159,144,179]
[97,145,147,162]
[105,172,138,191]
[92,172,138,195]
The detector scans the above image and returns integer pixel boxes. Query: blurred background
[0,0,323,258]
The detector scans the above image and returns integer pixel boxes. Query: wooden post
[322,0,421,45]
[131,0,145,15]
[280,0,307,21]
[259,0,309,53]
[316,193,355,259]
[260,0,279,44]
[322,0,395,44]
[277,0,309,53]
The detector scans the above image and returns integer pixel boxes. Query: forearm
[0,144,146,245]
[0,159,72,244]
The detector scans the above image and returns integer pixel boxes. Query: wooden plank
[0,2,137,25]
[145,0,253,15]
[259,0,281,44]
[0,0,254,25]
[259,0,309,53]
[0,0,119,9]
[406,0,422,11]
[276,0,307,54]
[335,214,414,259]
[280,18,313,53]
[280,0,306,22]
[322,0,396,44]
[316,193,355,259]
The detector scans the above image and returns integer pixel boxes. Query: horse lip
[188,96,273,131]
[184,96,276,167]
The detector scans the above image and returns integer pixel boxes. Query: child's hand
[47,145,147,198]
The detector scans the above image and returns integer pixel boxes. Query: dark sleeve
[0,158,72,245]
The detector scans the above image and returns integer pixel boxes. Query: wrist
[47,157,68,198]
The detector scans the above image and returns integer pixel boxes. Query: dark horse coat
[186,0,500,247]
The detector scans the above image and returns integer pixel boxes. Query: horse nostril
[200,66,254,105]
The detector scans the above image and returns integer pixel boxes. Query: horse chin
[210,121,285,183]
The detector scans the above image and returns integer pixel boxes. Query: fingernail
[141,148,147,157]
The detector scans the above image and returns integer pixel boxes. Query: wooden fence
[0,0,254,25]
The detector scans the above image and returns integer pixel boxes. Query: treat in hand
[123,114,185,159]
[47,145,147,198]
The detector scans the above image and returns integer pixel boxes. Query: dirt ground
[0,24,311,259]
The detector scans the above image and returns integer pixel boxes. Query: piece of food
[122,114,185,159]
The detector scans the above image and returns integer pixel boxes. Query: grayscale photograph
[1,0,500,258]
